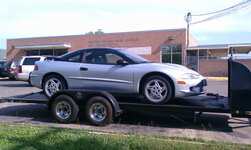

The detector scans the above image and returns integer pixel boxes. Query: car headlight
[182,73,200,79]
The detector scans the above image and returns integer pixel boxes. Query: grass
[0,123,250,150]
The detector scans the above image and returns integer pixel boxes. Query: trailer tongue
[2,59,251,126]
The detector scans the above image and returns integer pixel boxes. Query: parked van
[15,56,46,84]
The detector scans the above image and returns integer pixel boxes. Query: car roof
[78,47,122,52]
[21,56,46,58]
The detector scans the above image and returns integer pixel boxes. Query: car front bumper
[175,78,207,97]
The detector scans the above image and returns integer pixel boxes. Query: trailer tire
[52,95,79,124]
[85,96,113,126]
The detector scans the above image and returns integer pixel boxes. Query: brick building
[7,28,198,65]
[187,43,251,76]
[6,28,251,76]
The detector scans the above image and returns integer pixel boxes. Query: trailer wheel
[85,96,113,126]
[142,75,172,104]
[52,95,79,124]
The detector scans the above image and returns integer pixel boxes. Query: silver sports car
[30,48,207,104]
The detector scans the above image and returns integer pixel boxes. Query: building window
[26,49,68,56]
[161,44,182,64]
[26,50,39,56]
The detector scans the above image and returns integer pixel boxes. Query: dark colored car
[3,61,16,80]
[0,61,6,77]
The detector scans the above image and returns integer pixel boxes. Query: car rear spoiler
[45,56,61,61]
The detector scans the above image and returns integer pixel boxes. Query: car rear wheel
[43,74,66,98]
[142,75,172,104]
[9,76,15,80]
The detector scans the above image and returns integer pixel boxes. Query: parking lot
[0,78,251,144]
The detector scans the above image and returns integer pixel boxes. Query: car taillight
[18,65,22,73]
[9,67,13,72]
[34,65,38,71]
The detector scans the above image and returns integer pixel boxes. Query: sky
[0,0,250,49]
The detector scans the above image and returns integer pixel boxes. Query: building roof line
[187,43,251,50]
[13,42,71,49]
[7,28,186,41]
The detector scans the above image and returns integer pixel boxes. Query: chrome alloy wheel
[89,103,107,122]
[55,101,72,119]
[145,79,167,102]
[45,78,63,97]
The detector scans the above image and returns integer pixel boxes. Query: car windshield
[118,49,151,63]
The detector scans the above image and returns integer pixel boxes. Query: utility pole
[184,12,192,66]
[185,12,192,47]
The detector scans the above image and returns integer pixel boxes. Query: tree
[85,29,104,35]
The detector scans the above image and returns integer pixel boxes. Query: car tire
[142,75,172,104]
[9,76,15,80]
[28,76,32,85]
[43,74,66,98]
[85,96,113,126]
[51,95,79,124]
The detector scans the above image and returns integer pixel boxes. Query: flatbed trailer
[2,59,251,126]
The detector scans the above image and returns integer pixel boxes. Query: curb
[206,77,228,81]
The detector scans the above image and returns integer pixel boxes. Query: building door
[187,50,199,71]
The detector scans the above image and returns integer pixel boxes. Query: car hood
[136,63,199,74]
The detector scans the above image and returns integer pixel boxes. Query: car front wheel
[43,74,66,98]
[142,75,172,104]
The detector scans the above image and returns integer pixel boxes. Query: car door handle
[80,67,88,71]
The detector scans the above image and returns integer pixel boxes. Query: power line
[192,0,250,16]
[189,0,251,25]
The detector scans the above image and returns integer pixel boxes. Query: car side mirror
[116,59,129,65]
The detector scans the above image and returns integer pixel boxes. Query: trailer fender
[48,90,123,117]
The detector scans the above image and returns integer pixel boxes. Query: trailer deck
[2,92,230,114]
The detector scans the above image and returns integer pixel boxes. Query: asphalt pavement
[0,78,251,144]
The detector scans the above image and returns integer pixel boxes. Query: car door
[59,50,83,89]
[79,49,134,93]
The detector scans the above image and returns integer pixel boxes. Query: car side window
[105,53,124,64]
[82,50,125,65]
[68,55,81,62]
[22,58,41,65]
[62,50,83,63]
[83,50,107,64]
